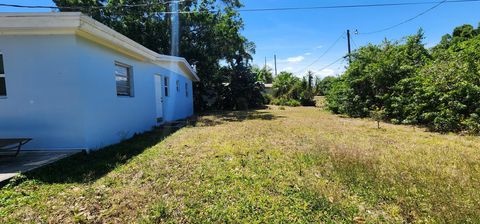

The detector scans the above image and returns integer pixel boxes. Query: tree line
[54,0,264,111]
[324,24,480,134]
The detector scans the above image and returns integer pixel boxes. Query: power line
[317,57,346,73]
[359,0,448,35]
[238,0,477,12]
[295,33,345,75]
[0,0,187,10]
[351,37,359,49]
[0,0,479,14]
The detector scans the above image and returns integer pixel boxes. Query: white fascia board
[78,14,159,61]
[156,55,200,82]
[0,12,159,61]
[0,12,80,35]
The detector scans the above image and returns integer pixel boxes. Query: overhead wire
[358,0,448,34]
[3,0,476,73]
[351,37,359,50]
[0,0,188,10]
[295,32,345,75]
[0,0,478,14]
[317,57,346,73]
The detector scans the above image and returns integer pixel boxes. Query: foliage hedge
[270,71,316,107]
[326,25,480,134]
[271,98,302,107]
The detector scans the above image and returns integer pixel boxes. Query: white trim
[0,12,200,82]
[156,56,200,81]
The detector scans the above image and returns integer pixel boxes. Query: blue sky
[2,0,480,77]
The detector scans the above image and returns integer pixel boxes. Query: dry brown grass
[1,106,480,223]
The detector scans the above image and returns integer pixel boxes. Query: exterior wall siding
[0,34,195,151]
[0,35,87,150]
[163,72,194,122]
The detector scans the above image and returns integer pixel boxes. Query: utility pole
[264,56,267,69]
[274,54,278,76]
[347,29,352,64]
[170,1,180,56]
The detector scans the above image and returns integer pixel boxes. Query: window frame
[164,76,170,97]
[0,52,6,97]
[114,61,134,97]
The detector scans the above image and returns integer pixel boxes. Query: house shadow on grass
[190,110,284,127]
[22,126,180,184]
[17,110,280,185]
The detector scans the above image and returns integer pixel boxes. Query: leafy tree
[53,0,258,111]
[370,106,386,129]
[453,24,476,41]
[412,35,480,132]
[222,62,265,110]
[298,71,315,106]
[272,71,301,98]
[326,24,480,134]
[251,65,273,84]
[326,30,429,117]
[433,24,480,54]
[270,71,316,106]
[315,76,337,96]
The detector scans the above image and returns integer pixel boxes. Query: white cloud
[304,52,312,56]
[284,67,294,71]
[316,45,324,49]
[317,68,335,78]
[285,56,305,63]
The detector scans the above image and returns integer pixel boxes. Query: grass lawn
[1,106,480,223]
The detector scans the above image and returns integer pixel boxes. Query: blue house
[0,12,200,151]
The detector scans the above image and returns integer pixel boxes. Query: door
[154,74,164,123]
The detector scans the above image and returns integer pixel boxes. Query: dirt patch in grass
[1,107,480,223]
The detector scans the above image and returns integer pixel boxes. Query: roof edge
[157,55,200,82]
[0,12,199,82]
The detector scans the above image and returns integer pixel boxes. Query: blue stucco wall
[163,72,194,122]
[0,34,195,150]
[0,35,87,150]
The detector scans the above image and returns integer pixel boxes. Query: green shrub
[263,94,273,105]
[287,99,301,107]
[271,71,316,107]
[325,25,480,134]
[271,98,301,107]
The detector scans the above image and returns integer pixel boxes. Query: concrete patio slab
[0,150,81,183]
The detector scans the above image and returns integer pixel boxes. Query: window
[164,77,169,97]
[185,83,189,97]
[115,62,133,96]
[176,80,180,92]
[0,53,6,97]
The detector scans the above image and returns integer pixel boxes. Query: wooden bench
[0,138,32,157]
